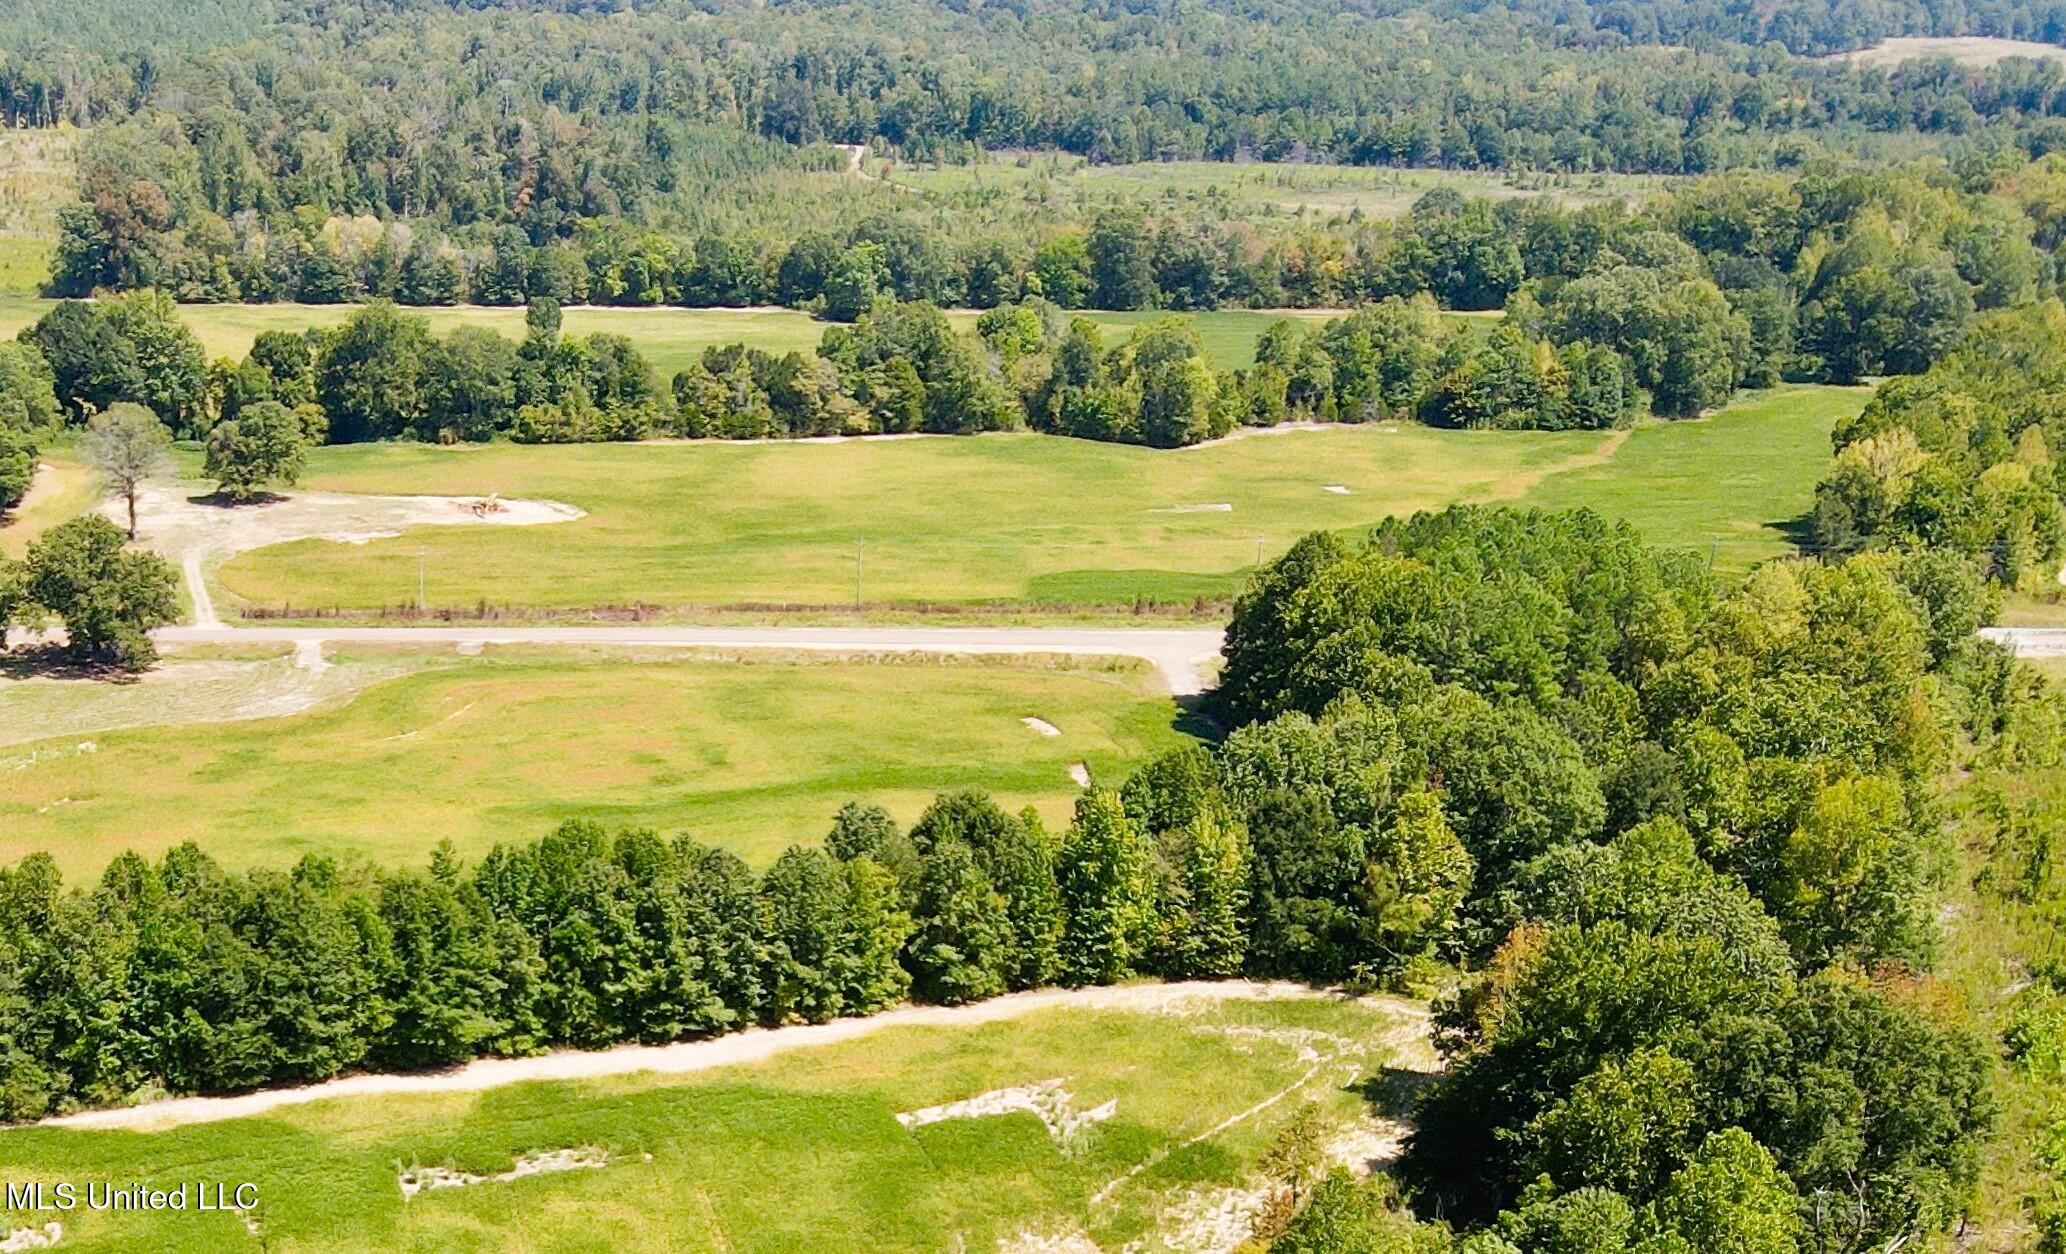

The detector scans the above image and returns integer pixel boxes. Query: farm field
[0,651,1192,881]
[0,991,1428,1251]
[1519,383,1868,570]
[207,384,1860,618]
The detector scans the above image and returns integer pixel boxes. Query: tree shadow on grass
[1173,692,1223,742]
[0,643,142,683]
[1355,1066,1441,1122]
[1770,508,1819,556]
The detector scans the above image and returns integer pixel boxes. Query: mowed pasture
[211,384,1863,617]
[216,423,1603,614]
[1519,383,1867,571]
[0,651,1192,880]
[0,296,1347,375]
[0,994,1424,1251]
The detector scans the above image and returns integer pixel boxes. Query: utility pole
[1255,533,1265,568]
[417,548,427,613]
[855,539,865,610]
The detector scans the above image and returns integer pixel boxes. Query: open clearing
[207,384,1861,616]
[1518,383,1868,571]
[0,651,1193,880]
[0,991,1429,1251]
[889,153,1672,220]
[1827,35,2066,66]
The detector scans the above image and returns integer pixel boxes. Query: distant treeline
[48,151,2066,339]
[15,0,2066,200]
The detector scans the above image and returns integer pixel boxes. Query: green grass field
[0,454,96,559]
[213,423,1608,614]
[0,651,1192,880]
[209,385,1859,617]
[1520,384,1866,571]
[0,994,1424,1251]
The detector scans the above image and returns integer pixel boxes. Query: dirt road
[30,981,1379,1133]
[157,622,1227,695]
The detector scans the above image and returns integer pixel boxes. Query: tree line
[1813,299,2066,585]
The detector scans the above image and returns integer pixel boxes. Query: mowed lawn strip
[1,652,1192,880]
[1518,383,1867,572]
[216,425,1609,612]
[0,997,1416,1250]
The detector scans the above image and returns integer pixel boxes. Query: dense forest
[15,0,2066,312]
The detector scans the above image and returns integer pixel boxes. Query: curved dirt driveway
[27,981,1406,1134]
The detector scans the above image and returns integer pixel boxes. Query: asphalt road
[157,623,1228,695]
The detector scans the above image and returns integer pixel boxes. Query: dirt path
[105,481,584,623]
[157,623,1226,696]
[1482,425,1633,502]
[29,981,1392,1133]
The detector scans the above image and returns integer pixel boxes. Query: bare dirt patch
[897,1078,1117,1146]
[103,480,583,621]
[398,1147,610,1201]
[0,1223,60,1252]
[0,653,427,748]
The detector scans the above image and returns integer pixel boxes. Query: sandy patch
[1321,485,1349,495]
[399,1147,608,1201]
[999,1228,1099,1253]
[292,639,329,673]
[1022,716,1061,737]
[0,654,422,748]
[1145,1116,1409,1253]
[0,1224,60,1252]
[1068,762,1092,787]
[1149,503,1233,514]
[897,1078,1117,1146]
[102,481,583,623]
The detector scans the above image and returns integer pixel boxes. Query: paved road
[158,623,1228,696]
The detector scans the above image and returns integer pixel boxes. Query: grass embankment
[0,652,1192,879]
[0,994,1422,1251]
[209,385,1861,616]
